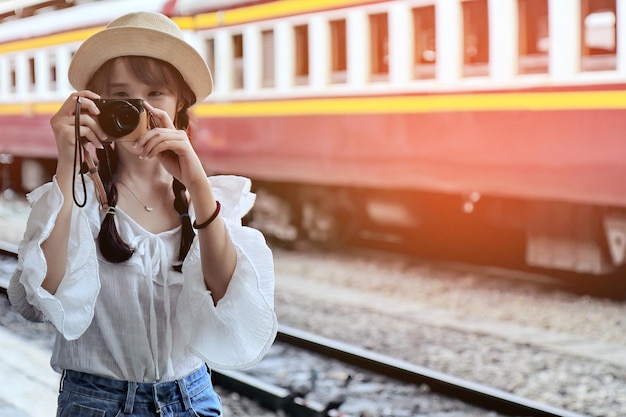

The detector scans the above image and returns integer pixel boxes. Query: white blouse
[8,175,277,383]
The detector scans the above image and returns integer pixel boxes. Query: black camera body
[95,99,148,141]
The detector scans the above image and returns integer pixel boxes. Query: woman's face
[104,58,180,156]
[106,58,179,121]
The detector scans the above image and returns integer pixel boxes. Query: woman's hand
[43,90,107,294]
[49,91,107,164]
[135,102,207,188]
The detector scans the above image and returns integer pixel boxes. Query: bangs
[121,56,180,92]
[86,56,196,106]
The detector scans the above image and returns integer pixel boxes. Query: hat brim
[68,26,212,103]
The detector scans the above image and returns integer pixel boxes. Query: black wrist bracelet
[193,201,221,229]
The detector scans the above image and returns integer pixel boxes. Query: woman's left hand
[136,102,206,187]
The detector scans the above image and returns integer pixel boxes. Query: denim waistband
[60,366,211,413]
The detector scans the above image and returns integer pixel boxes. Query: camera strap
[72,97,109,210]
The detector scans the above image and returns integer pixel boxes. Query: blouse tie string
[136,236,175,381]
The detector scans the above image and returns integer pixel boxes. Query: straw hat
[68,12,212,103]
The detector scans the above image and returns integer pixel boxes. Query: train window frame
[28,56,36,93]
[8,56,17,95]
[14,53,31,96]
[581,0,617,72]
[369,11,389,82]
[0,56,15,97]
[412,5,436,80]
[205,37,215,87]
[261,29,275,88]
[294,23,309,86]
[330,18,347,85]
[462,0,490,78]
[49,52,58,92]
[232,33,244,90]
[518,0,549,75]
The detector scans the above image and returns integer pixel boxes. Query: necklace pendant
[145,206,154,212]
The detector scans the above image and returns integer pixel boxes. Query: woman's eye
[111,92,129,97]
[149,91,163,97]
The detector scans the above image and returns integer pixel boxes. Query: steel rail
[211,369,325,416]
[0,241,591,417]
[276,324,591,417]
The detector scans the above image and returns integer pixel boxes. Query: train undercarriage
[247,180,626,278]
[3,156,625,279]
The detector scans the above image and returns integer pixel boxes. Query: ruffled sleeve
[7,177,101,340]
[179,175,277,370]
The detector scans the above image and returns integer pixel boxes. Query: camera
[94,99,149,141]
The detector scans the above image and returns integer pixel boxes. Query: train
[1,0,625,277]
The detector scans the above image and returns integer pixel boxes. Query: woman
[8,12,277,417]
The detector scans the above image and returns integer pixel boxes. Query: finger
[73,111,108,148]
[140,133,186,159]
[67,90,100,107]
[137,130,169,159]
[134,127,169,154]
[75,96,101,117]
[76,127,103,149]
[75,90,100,100]
[144,102,174,129]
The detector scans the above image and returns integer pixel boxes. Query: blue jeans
[56,366,222,417]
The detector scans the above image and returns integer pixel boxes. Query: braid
[172,178,195,272]
[96,144,135,263]
[171,86,196,272]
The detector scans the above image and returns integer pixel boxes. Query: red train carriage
[1,0,625,276]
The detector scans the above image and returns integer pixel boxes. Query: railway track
[0,242,590,417]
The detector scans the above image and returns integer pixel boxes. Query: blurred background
[1,0,625,281]
[0,2,625,416]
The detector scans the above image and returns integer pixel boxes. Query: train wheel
[299,188,360,247]
[246,187,299,245]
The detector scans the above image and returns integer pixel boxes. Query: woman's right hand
[43,91,106,294]
[50,91,107,164]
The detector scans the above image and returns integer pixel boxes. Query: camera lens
[114,106,139,131]
[97,100,141,138]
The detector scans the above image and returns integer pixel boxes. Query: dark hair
[87,56,197,270]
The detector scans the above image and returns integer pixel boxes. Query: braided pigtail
[96,144,135,263]
[172,178,195,272]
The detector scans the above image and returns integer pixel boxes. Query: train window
[581,0,616,71]
[233,34,244,90]
[0,58,7,97]
[330,19,347,84]
[294,24,309,85]
[9,58,16,94]
[49,53,57,92]
[462,0,489,77]
[518,0,549,74]
[205,38,215,86]
[412,5,436,79]
[369,12,389,81]
[29,56,36,92]
[261,30,275,88]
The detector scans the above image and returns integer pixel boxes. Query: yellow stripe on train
[193,0,373,29]
[0,28,101,54]
[193,90,626,117]
[1,90,626,118]
[0,0,371,53]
